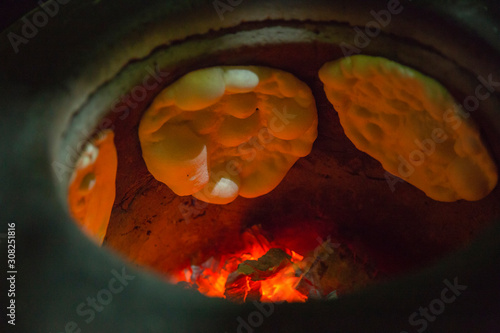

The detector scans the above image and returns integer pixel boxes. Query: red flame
[170,226,313,303]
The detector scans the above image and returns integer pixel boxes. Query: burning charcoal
[172,225,379,303]
[225,248,295,303]
[224,276,261,304]
[236,248,293,281]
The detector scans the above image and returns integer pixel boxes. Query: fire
[260,264,308,303]
[170,226,314,303]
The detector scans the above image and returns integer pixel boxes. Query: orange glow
[260,264,307,303]
[171,227,314,303]
[67,130,117,245]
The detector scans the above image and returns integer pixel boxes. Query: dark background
[0,0,41,32]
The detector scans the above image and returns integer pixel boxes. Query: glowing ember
[170,226,321,303]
